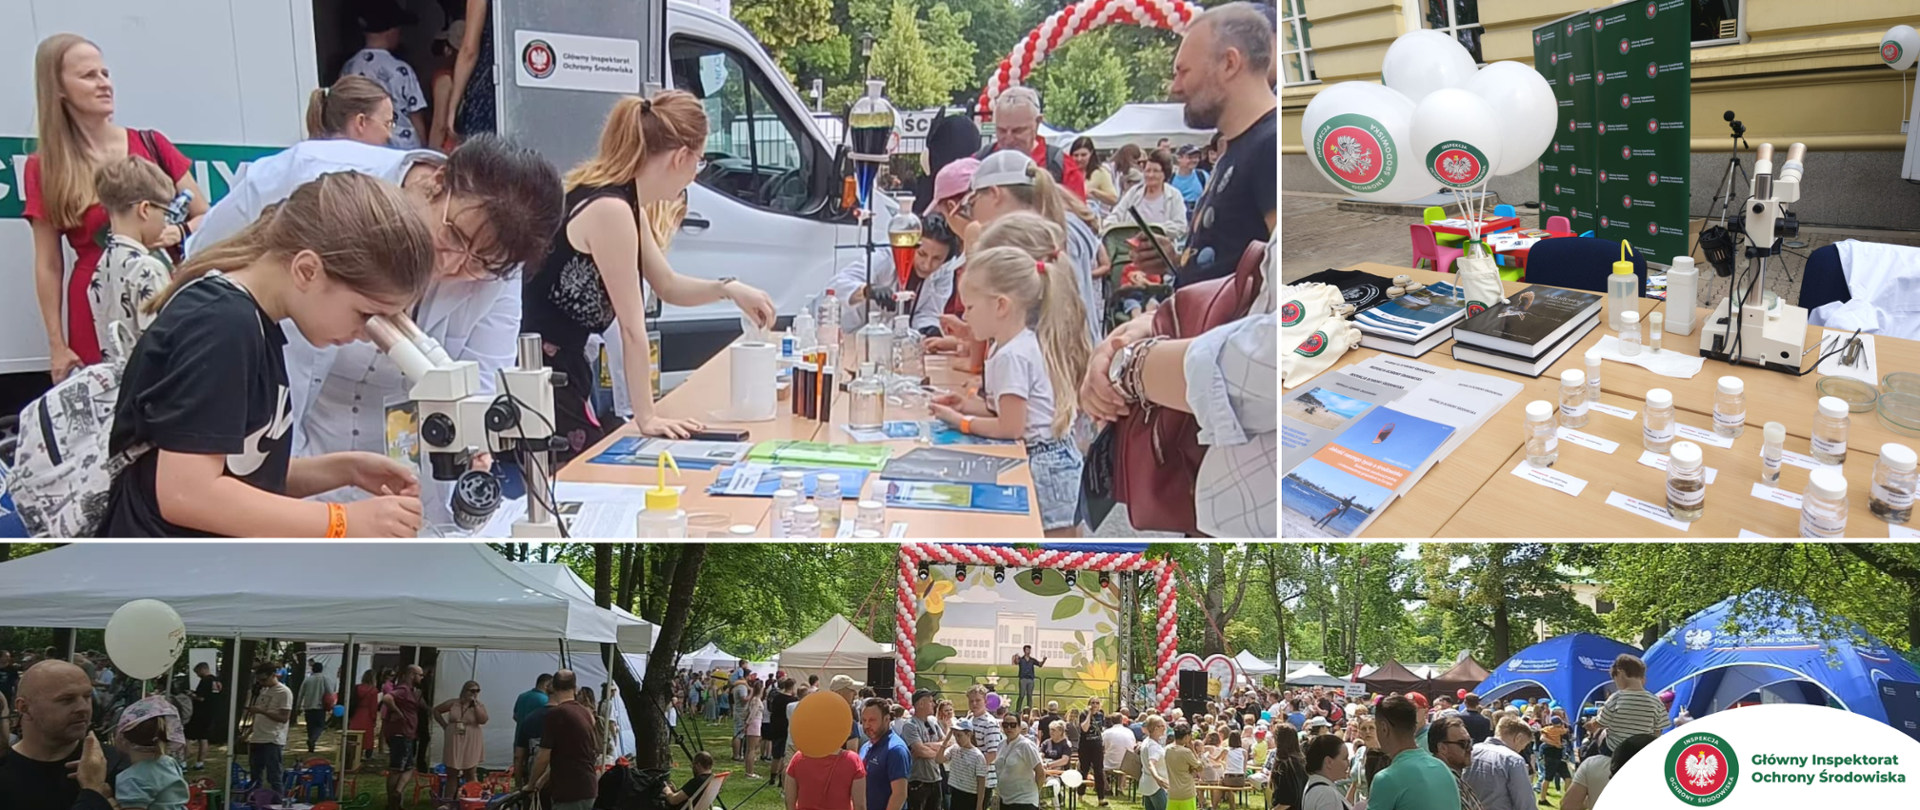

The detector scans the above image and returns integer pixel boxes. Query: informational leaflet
[1344,355,1449,392]
[1388,368,1525,476]
[1281,405,1456,538]
[1282,371,1408,473]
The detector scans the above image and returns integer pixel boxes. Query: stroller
[1099,221,1175,332]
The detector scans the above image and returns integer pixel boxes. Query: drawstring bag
[1281,282,1342,351]
[1281,309,1362,390]
[1455,240,1509,317]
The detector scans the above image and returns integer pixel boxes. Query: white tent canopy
[1237,650,1282,676]
[682,642,775,676]
[434,649,650,771]
[516,562,657,651]
[0,543,619,649]
[780,614,891,683]
[1076,103,1214,150]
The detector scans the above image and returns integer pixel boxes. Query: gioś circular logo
[1648,61,1660,78]
[1649,221,1660,236]
[1294,332,1329,357]
[1647,1,1658,18]
[1427,142,1490,189]
[1595,16,1605,32]
[522,39,557,79]
[1569,118,1577,133]
[1282,301,1304,327]
[1597,71,1608,86]
[1886,41,1904,65]
[1648,171,1660,186]
[1664,732,1739,805]
[1621,93,1632,108]
[1314,114,1396,194]
[1620,38,1631,54]
[1551,52,1560,66]
[1648,118,1661,134]
[1600,216,1610,228]
[1567,22,1575,36]
[1555,184,1564,195]
[1599,170,1609,183]
[1623,145,1633,160]
[1623,195,1634,208]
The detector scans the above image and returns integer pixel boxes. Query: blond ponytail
[305,76,390,139]
[970,215,1092,439]
[1010,164,1098,235]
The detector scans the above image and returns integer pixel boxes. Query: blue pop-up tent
[1475,633,1644,711]
[1644,591,1920,725]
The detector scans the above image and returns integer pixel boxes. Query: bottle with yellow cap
[636,452,688,538]
[1607,239,1638,331]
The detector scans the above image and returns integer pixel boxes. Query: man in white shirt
[1137,715,1169,810]
[189,136,562,530]
[963,685,1002,796]
[245,662,296,793]
[295,660,336,754]
[993,717,1046,810]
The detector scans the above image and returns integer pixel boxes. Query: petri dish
[1879,392,1920,438]
[1816,376,1878,413]
[1882,372,1920,398]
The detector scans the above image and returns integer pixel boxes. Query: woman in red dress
[26,33,208,380]
[349,669,381,764]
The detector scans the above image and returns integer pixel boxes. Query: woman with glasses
[433,680,489,784]
[189,133,565,533]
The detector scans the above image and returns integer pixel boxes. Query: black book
[1450,285,1604,357]
[1451,316,1600,377]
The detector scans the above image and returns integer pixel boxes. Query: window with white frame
[1424,0,1483,64]
[1280,0,1315,86]
[1692,0,1744,47]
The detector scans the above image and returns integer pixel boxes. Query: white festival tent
[517,562,658,650]
[779,614,892,684]
[433,649,650,771]
[1236,650,1282,676]
[683,642,776,677]
[1075,103,1215,150]
[1284,663,1350,689]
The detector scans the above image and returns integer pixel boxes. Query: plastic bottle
[770,488,800,538]
[1643,388,1675,454]
[1665,441,1706,521]
[1759,422,1786,486]
[790,504,822,540]
[1713,376,1746,438]
[792,300,817,354]
[728,524,758,538]
[635,453,687,538]
[780,470,807,496]
[816,473,843,536]
[1607,242,1638,330]
[855,500,887,534]
[1618,310,1642,356]
[849,363,886,429]
[1647,312,1663,353]
[817,288,841,350]
[1584,350,1602,403]
[1524,400,1559,468]
[892,313,925,383]
[1799,468,1848,538]
[1559,369,1589,429]
[1812,396,1850,465]
[1666,256,1698,335]
[857,310,893,372]
[1871,443,1917,524]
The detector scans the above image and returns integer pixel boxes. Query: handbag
[1120,745,1143,781]
[1109,240,1266,536]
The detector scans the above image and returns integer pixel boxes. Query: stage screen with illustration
[912,567,1122,706]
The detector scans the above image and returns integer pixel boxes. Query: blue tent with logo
[1474,633,1643,711]
[1644,591,1920,726]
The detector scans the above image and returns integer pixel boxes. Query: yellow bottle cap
[647,451,682,512]
[1613,240,1635,274]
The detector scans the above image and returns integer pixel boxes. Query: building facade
[1280,0,1919,229]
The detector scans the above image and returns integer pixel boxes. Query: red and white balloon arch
[976,0,1205,120]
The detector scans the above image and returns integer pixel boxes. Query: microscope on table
[1698,142,1809,372]
[366,314,567,537]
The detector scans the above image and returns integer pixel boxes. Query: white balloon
[105,599,186,680]
[1381,30,1480,103]
[1410,88,1505,190]
[1300,81,1435,203]
[1884,25,1920,71]
[1461,62,1557,175]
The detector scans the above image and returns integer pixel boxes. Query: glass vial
[1759,422,1786,486]
[1584,349,1602,403]
[1559,369,1590,429]
[770,488,800,538]
[849,362,886,429]
[855,500,887,534]
[780,470,807,497]
[1713,376,1746,438]
[816,474,843,537]
[1812,396,1851,465]
[1618,310,1642,356]
[1799,468,1848,538]
[1665,440,1707,522]
[1647,312,1664,353]
[789,503,822,540]
[1871,443,1917,524]
[1524,400,1559,468]
[1643,388,1675,454]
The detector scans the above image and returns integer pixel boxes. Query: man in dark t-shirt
[0,661,131,810]
[528,669,598,810]
[380,665,425,810]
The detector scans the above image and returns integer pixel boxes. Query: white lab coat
[829,253,956,335]
[1807,239,1920,341]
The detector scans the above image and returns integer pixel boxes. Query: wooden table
[1427,215,1520,237]
[1318,263,1918,538]
[559,344,1047,537]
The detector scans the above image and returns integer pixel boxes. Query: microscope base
[1697,296,1809,374]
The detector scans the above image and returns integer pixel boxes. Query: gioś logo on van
[1427,141,1489,189]
[522,39,557,79]
[1314,114,1396,194]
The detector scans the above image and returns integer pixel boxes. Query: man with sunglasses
[189,134,563,532]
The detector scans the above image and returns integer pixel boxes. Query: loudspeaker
[868,658,896,698]
[1179,670,1208,719]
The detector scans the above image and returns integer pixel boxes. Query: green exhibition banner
[1,137,284,219]
[1536,0,1691,265]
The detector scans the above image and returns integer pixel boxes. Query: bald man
[0,660,130,810]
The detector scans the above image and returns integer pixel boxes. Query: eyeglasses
[1442,738,1472,751]
[441,194,512,276]
[956,192,977,220]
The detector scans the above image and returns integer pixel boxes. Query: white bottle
[817,288,841,348]
[792,303,817,354]
[1559,369,1589,429]
[770,488,800,538]
[1607,257,1638,330]
[789,504,822,539]
[1799,468,1848,538]
[1666,256,1698,335]
[1618,310,1642,356]
[1524,400,1559,468]
[1713,376,1746,438]
[1643,388,1675,454]
[636,482,688,539]
[1812,396,1850,465]
[1759,422,1786,486]
[1584,350,1602,403]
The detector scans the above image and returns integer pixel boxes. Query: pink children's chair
[1409,224,1465,275]
[1546,215,1572,233]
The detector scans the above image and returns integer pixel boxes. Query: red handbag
[1110,241,1267,535]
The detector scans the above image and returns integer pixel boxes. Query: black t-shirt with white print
[103,272,293,537]
[1178,107,1277,288]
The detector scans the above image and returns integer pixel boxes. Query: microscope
[1698,142,1808,373]
[366,315,566,537]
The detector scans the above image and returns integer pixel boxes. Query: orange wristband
[961,416,973,435]
[326,503,347,539]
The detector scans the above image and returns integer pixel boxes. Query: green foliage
[924,3,979,101]
[1418,543,1603,663]
[734,0,839,73]
[1028,30,1132,131]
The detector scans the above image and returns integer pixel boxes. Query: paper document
[1282,371,1409,474]
[472,482,675,538]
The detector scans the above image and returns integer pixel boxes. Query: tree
[923,3,979,105]
[735,0,839,77]
[1419,544,1603,663]
[1028,35,1130,131]
[633,544,707,769]
[868,0,953,111]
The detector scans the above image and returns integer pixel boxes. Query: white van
[0,0,885,397]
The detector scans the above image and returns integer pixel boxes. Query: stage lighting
[917,562,930,581]
[956,565,968,582]
[1065,570,1077,587]
[1099,571,1111,588]
[993,565,1006,584]
[1031,568,1045,586]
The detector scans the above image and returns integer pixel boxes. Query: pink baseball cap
[933,158,982,207]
